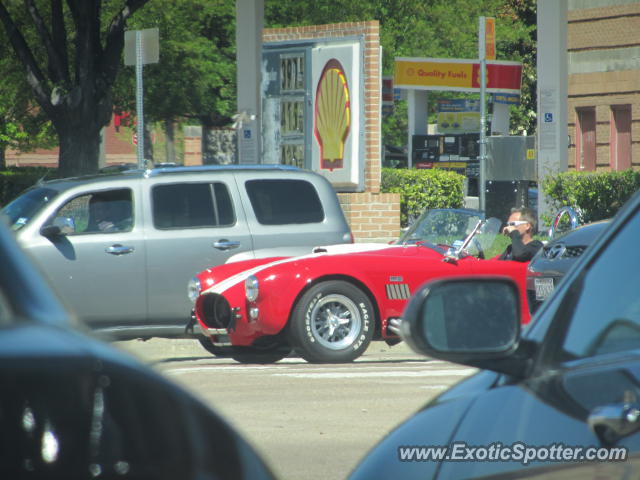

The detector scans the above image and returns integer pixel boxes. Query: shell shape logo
[314,59,350,171]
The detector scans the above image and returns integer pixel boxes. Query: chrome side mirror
[548,206,579,241]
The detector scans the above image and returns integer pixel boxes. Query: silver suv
[3,165,352,339]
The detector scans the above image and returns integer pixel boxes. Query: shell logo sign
[311,41,362,190]
[314,59,351,171]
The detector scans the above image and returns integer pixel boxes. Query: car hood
[528,220,610,277]
[199,243,445,296]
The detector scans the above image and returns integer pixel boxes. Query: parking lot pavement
[114,338,426,365]
[113,339,475,480]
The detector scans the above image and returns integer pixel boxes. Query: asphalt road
[114,339,476,480]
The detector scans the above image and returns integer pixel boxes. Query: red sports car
[188,209,531,363]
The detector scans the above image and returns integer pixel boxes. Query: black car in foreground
[0,219,273,479]
[350,191,640,479]
[527,219,610,313]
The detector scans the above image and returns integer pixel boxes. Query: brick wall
[338,192,401,243]
[183,126,203,166]
[264,21,400,243]
[567,2,640,171]
[7,114,138,168]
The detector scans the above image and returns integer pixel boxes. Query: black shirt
[499,230,544,262]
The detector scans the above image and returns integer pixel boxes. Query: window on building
[610,105,632,170]
[576,107,596,171]
[262,48,311,169]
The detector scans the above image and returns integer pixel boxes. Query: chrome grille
[564,246,586,258]
[543,244,586,260]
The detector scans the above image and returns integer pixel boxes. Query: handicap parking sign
[544,112,553,123]
[244,129,252,139]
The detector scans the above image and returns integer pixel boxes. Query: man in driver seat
[499,207,543,262]
[86,193,132,233]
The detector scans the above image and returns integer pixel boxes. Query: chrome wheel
[309,294,361,350]
[290,280,374,363]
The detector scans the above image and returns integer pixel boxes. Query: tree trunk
[164,119,176,164]
[56,115,104,177]
[144,124,154,163]
[0,0,152,178]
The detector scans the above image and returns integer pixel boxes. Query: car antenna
[36,169,53,185]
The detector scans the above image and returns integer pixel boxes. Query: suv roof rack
[146,164,302,177]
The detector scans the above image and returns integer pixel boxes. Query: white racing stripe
[204,243,401,295]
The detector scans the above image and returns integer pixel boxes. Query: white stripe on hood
[203,243,395,295]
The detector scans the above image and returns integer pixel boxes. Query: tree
[114,0,237,163]
[0,33,56,169]
[0,0,150,176]
[265,0,537,142]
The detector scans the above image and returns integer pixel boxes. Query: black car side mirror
[40,224,63,237]
[401,277,534,378]
[41,217,76,237]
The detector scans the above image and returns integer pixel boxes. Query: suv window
[152,183,235,229]
[55,189,133,234]
[246,179,324,225]
[558,209,640,361]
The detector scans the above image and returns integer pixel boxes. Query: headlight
[187,277,202,303]
[245,275,259,302]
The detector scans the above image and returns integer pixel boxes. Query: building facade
[567,0,640,171]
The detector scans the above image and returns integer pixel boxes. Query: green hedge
[381,168,465,226]
[0,168,58,207]
[542,170,640,223]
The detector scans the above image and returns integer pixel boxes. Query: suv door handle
[213,239,241,251]
[105,244,135,255]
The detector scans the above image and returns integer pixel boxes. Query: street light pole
[135,30,145,169]
[479,17,487,213]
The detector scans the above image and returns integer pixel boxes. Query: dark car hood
[349,370,499,480]
[528,220,610,277]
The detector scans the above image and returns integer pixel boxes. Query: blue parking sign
[544,112,553,123]
[244,129,252,139]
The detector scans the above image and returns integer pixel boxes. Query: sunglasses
[506,221,529,227]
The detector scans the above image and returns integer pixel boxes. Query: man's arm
[508,231,542,262]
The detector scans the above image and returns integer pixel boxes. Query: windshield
[1,187,59,231]
[396,209,501,258]
[398,209,484,245]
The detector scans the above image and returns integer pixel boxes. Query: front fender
[256,269,381,336]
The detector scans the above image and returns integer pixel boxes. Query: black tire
[288,280,375,363]
[230,344,292,364]
[198,336,234,357]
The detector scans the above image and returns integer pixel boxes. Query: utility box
[486,136,536,181]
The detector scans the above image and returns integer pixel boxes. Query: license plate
[534,278,555,301]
